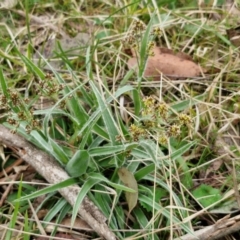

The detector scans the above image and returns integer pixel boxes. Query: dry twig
[174,214,240,240]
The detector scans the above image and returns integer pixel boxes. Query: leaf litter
[118,167,138,215]
[127,45,203,80]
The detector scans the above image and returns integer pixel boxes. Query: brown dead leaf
[118,167,138,214]
[127,46,202,80]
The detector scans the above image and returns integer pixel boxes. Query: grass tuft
[1,0,240,239]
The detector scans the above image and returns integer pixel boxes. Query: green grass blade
[23,211,30,240]
[43,198,67,223]
[89,143,137,156]
[90,81,119,144]
[14,178,77,202]
[18,54,45,80]
[49,138,69,165]
[132,88,142,116]
[71,177,100,226]
[134,163,155,181]
[0,68,9,97]
[6,179,23,240]
[138,15,155,81]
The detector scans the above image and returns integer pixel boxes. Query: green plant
[192,184,222,208]
[0,0,240,239]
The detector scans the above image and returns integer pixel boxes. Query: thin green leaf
[43,198,67,223]
[88,172,137,192]
[134,163,155,181]
[171,94,206,112]
[170,141,196,160]
[14,178,77,202]
[90,81,119,144]
[28,130,51,153]
[76,85,134,140]
[23,211,30,240]
[120,69,135,86]
[138,15,155,80]
[138,139,158,163]
[89,143,137,156]
[49,138,69,165]
[71,177,100,226]
[6,179,23,240]
[0,68,9,97]
[132,88,142,116]
[133,207,149,229]
[18,54,45,80]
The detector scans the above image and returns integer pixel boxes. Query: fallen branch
[0,125,116,240]
[174,214,240,240]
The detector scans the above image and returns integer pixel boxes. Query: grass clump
[0,0,240,239]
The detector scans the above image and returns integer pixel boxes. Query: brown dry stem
[0,125,116,240]
[174,214,240,240]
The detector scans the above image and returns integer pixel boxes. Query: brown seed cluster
[124,20,162,57]
[0,73,65,134]
[129,96,193,144]
[0,89,40,133]
[37,74,64,96]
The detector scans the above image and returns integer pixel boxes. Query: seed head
[158,134,168,145]
[156,102,168,119]
[129,124,145,141]
[178,113,193,126]
[167,124,181,137]
[152,27,162,37]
